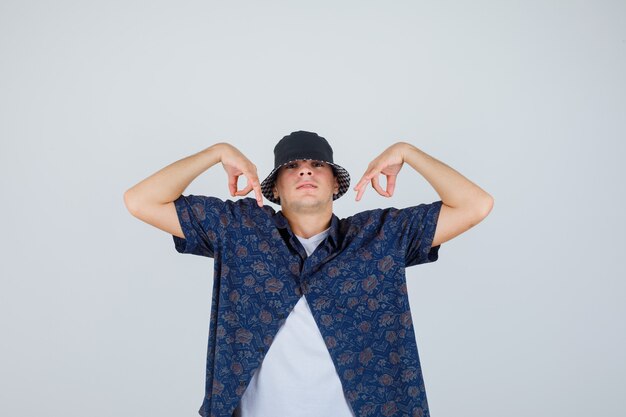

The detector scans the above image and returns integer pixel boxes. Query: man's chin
[283,198,332,211]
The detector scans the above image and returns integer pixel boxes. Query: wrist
[201,143,226,166]
[395,142,417,160]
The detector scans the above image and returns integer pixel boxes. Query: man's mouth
[297,183,317,189]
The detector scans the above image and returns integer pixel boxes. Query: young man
[124,130,493,417]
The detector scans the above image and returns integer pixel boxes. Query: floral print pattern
[172,195,443,417]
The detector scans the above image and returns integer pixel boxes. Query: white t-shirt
[233,227,356,417]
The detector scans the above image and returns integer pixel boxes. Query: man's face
[273,159,339,212]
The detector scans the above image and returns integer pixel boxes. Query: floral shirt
[172,194,443,417]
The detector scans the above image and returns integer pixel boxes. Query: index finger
[244,171,263,207]
[385,174,397,197]
[354,167,380,201]
[353,169,374,193]
[355,181,370,201]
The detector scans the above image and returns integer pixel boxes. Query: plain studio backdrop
[1,1,624,416]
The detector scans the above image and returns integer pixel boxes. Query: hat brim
[260,160,351,205]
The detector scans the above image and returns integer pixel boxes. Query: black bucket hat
[260,130,351,205]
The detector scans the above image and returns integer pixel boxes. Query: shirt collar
[274,211,340,248]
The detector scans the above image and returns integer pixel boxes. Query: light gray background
[1,1,624,416]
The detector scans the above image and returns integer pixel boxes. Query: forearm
[399,142,493,214]
[124,143,223,210]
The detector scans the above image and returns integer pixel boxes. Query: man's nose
[298,164,312,176]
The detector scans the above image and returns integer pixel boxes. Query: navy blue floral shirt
[172,194,443,417]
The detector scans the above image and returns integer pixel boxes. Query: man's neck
[281,208,333,239]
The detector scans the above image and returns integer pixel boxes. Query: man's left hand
[354,142,409,201]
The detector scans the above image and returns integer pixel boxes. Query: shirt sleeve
[398,200,444,267]
[171,194,229,258]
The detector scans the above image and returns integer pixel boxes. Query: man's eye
[285,162,324,169]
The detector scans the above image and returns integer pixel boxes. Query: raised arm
[353,142,494,247]
[123,143,263,238]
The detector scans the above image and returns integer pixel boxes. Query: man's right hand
[217,143,264,207]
